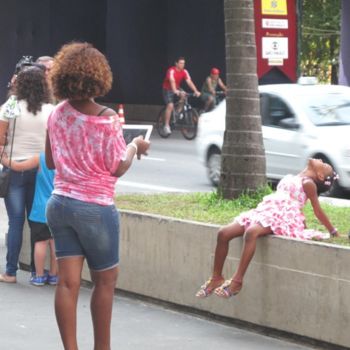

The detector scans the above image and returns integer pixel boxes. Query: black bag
[0,118,16,198]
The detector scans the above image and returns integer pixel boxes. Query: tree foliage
[300,0,341,83]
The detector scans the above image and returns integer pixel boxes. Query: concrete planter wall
[20,210,350,348]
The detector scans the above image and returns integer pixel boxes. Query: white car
[196,83,350,196]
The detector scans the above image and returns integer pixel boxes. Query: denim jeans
[47,194,120,271]
[3,167,37,276]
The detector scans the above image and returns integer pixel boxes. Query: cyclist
[162,57,201,135]
[200,67,227,112]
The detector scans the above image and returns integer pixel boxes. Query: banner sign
[262,0,287,15]
[255,0,297,82]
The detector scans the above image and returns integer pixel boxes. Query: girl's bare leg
[34,240,49,276]
[90,266,118,350]
[55,256,84,350]
[196,222,244,296]
[212,222,245,278]
[228,224,272,293]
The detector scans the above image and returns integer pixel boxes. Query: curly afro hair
[50,42,113,101]
[15,66,52,114]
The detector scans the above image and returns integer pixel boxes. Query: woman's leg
[48,239,58,276]
[55,256,84,350]
[3,171,26,277]
[25,169,37,274]
[90,266,118,350]
[225,224,272,294]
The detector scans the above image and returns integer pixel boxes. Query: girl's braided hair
[316,171,339,195]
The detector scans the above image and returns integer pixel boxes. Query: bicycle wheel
[180,108,199,140]
[157,107,172,138]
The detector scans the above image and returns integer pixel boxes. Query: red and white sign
[255,0,297,82]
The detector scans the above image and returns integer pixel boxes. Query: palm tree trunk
[219,0,266,199]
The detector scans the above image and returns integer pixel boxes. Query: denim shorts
[46,194,120,271]
[162,89,180,104]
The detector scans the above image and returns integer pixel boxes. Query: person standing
[0,66,53,283]
[1,152,57,286]
[45,42,150,350]
[162,57,201,135]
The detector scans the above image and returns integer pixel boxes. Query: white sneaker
[164,126,171,135]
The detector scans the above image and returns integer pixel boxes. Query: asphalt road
[117,129,214,194]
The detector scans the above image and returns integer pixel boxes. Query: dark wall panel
[0,0,51,101]
[106,0,167,104]
[0,0,226,106]
[49,0,106,54]
[166,0,226,94]
[0,0,106,102]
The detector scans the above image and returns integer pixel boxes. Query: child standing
[1,152,57,286]
[196,158,340,299]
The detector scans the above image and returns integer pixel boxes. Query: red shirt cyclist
[162,57,200,135]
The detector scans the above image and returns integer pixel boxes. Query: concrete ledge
[19,210,350,348]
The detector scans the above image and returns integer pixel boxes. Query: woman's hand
[132,135,150,160]
[0,152,10,167]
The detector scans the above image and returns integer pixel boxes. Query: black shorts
[29,221,52,243]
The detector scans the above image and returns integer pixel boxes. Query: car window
[301,92,350,126]
[261,94,295,128]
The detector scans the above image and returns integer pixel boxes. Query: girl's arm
[303,179,339,236]
[1,154,39,171]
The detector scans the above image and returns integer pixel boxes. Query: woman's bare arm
[45,131,55,169]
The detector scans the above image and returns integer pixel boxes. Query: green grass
[115,187,350,247]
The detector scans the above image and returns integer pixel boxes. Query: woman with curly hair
[45,42,150,350]
[0,66,54,283]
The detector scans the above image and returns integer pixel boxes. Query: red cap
[211,67,220,75]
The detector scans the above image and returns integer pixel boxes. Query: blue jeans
[3,167,37,276]
[47,194,120,271]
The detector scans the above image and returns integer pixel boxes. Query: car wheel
[207,149,221,186]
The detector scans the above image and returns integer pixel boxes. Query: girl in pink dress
[196,158,340,299]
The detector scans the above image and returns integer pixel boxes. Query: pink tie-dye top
[47,101,126,205]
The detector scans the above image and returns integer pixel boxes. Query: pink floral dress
[235,175,328,240]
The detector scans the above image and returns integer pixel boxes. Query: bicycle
[200,90,226,114]
[157,93,199,140]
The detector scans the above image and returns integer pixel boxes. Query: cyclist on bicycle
[200,67,227,112]
[162,57,201,135]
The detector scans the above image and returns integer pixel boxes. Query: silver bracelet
[127,142,138,153]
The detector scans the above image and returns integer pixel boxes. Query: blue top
[29,153,55,224]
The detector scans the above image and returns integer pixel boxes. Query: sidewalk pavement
[0,245,313,350]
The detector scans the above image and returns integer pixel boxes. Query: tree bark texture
[219,0,266,199]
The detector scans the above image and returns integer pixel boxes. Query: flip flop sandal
[0,273,17,283]
[195,277,224,298]
[214,279,242,298]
